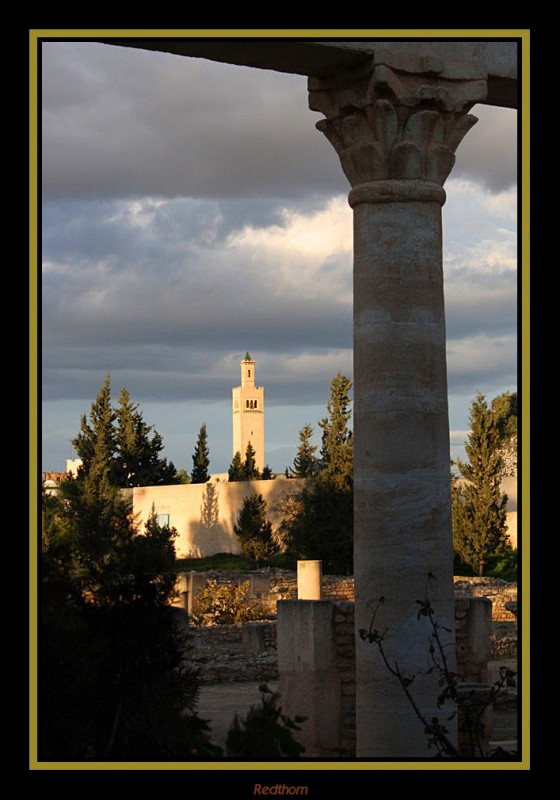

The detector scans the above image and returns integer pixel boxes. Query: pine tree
[191,423,210,484]
[115,387,178,486]
[291,423,319,478]
[452,393,509,576]
[233,493,278,567]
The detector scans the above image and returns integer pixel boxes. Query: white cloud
[226,195,353,303]
[446,333,517,389]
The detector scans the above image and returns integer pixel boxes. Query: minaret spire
[232,353,264,472]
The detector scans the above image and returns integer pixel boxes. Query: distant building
[41,471,67,491]
[232,352,265,471]
[42,459,81,494]
[66,458,82,476]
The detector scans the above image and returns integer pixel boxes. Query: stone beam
[97,39,517,108]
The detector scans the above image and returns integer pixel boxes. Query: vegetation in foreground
[41,452,219,760]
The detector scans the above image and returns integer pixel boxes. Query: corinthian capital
[309,53,488,193]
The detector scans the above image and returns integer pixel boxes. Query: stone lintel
[95,39,517,109]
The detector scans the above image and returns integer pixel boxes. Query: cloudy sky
[40,39,518,475]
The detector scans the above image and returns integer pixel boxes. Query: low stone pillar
[454,597,494,755]
[455,596,493,684]
[297,560,323,600]
[187,571,209,615]
[174,573,189,613]
[457,683,494,757]
[277,600,355,758]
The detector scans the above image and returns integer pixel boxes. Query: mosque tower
[232,352,264,471]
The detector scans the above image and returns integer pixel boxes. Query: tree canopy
[228,451,245,482]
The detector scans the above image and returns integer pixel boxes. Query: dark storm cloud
[445,268,517,339]
[42,41,347,202]
[451,105,517,192]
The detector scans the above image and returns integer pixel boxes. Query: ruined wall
[183,619,278,684]
[184,590,515,688]
[453,577,517,622]
[177,569,517,622]
[175,572,517,676]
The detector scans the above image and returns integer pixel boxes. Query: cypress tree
[452,393,509,576]
[73,373,118,484]
[191,423,210,484]
[492,390,518,478]
[115,387,178,486]
[318,373,353,491]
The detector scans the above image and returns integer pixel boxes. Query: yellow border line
[29,30,39,771]
[30,28,529,773]
[32,28,527,36]
[520,28,530,771]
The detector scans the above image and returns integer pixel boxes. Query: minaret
[232,352,265,472]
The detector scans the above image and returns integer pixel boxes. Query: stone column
[309,53,487,758]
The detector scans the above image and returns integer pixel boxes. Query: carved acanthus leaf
[310,62,487,189]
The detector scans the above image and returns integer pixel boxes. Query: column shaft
[353,196,455,757]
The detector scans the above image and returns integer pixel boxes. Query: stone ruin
[176,562,517,757]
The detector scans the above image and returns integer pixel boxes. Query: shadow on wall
[200,483,220,529]
[188,483,240,556]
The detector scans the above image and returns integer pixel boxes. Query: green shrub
[190,579,265,626]
[454,547,517,582]
[485,548,518,581]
